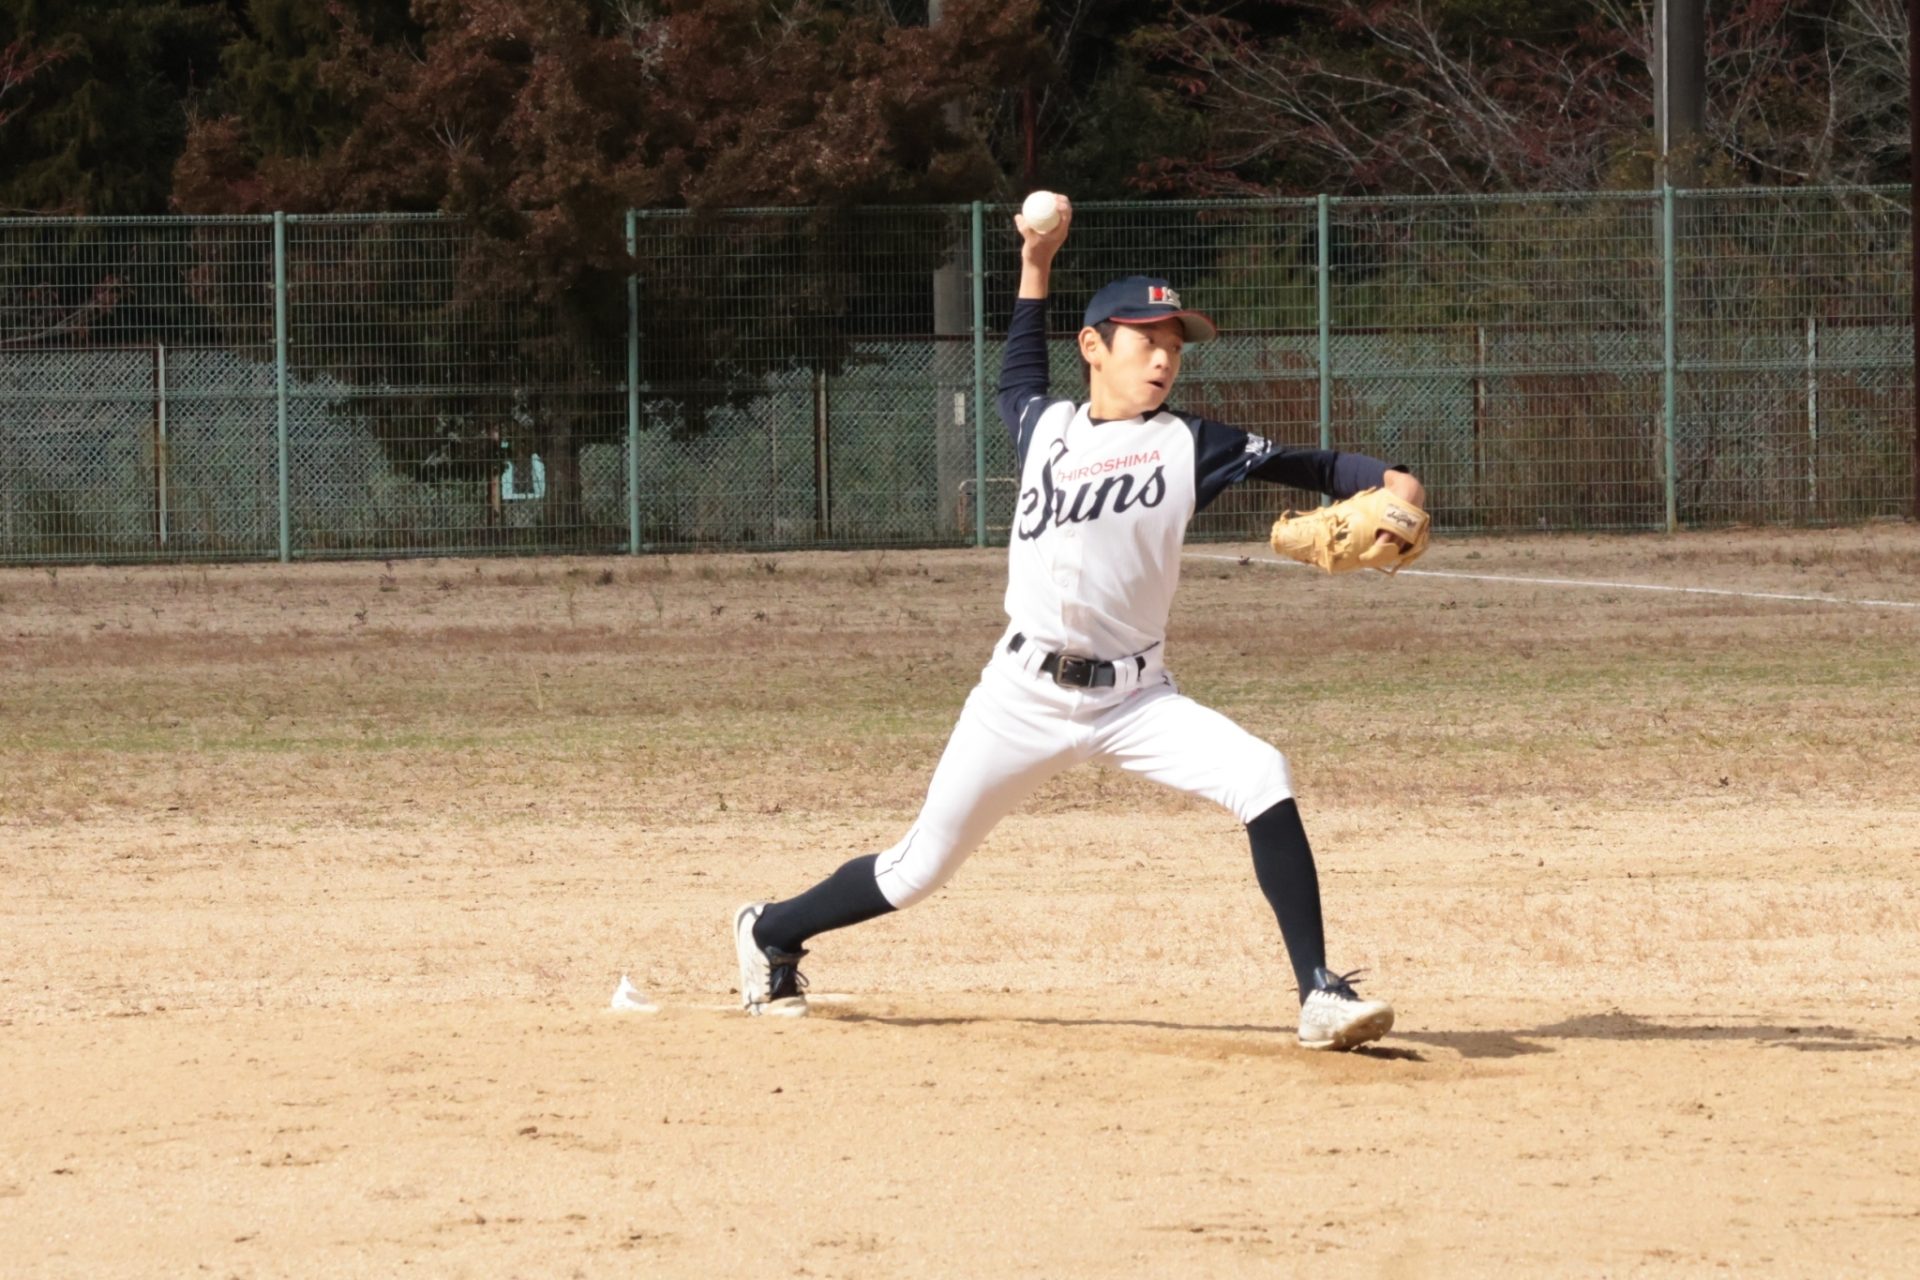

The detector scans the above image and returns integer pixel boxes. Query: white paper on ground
[608,973,660,1013]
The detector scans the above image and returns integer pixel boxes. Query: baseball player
[734,194,1428,1051]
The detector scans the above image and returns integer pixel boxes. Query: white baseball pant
[873,643,1295,908]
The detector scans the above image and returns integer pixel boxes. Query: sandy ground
[3,526,1919,1277]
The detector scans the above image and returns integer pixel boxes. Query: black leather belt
[1009,633,1147,689]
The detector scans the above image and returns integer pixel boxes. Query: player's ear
[1077,326,1106,368]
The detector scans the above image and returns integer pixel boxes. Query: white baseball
[1021,190,1061,234]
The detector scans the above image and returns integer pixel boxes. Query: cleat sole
[1299,1007,1395,1052]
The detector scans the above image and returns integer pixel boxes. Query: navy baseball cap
[1083,275,1218,342]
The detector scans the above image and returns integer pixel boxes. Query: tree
[172,0,1046,538]
[1139,0,1650,195]
[1824,0,1909,186]
[0,30,61,129]
[0,0,235,215]
[999,0,1213,198]
[208,1,424,161]
[1136,0,1911,197]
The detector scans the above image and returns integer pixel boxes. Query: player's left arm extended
[1184,421,1429,569]
[1242,446,1403,502]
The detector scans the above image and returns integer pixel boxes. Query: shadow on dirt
[827,1008,1913,1063]
[828,1010,1431,1061]
[832,1012,1273,1036]
[1396,1011,1918,1061]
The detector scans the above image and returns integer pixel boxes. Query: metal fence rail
[0,188,1910,564]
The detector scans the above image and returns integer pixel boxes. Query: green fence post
[626,209,642,554]
[273,211,291,562]
[971,200,987,548]
[1661,185,1679,532]
[1317,194,1333,452]
[1317,194,1333,507]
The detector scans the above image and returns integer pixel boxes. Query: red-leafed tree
[173,0,1046,534]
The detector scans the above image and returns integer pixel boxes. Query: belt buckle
[1053,654,1096,688]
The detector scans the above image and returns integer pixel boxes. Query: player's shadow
[826,1008,1912,1063]
[827,1010,1429,1061]
[1395,1011,1915,1061]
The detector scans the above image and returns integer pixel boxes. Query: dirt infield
[4,526,1918,1277]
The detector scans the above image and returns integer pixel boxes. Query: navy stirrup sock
[754,854,896,954]
[1246,799,1328,1002]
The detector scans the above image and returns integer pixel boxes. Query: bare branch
[0,35,63,128]
[1160,0,1641,193]
[1153,0,1901,193]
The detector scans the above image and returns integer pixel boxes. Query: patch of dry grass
[3,530,1917,829]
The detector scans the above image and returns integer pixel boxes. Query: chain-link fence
[1,189,1910,564]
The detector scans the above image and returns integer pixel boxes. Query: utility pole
[1655,0,1704,530]
[1654,0,1706,185]
[1910,0,1919,519]
[930,0,974,539]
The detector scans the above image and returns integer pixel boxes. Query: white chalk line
[1185,553,1920,611]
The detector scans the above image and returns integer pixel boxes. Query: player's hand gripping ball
[1021,190,1062,233]
[1269,486,1433,575]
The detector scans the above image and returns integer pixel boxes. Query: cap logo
[1148,285,1181,308]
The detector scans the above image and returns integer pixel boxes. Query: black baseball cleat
[733,903,809,1017]
[1297,967,1394,1051]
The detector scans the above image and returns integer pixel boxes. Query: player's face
[1084,319,1185,418]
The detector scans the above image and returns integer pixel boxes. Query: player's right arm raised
[998,195,1074,455]
[1014,193,1071,299]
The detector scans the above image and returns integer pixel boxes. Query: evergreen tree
[0,0,234,214]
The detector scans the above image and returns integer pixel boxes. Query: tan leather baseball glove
[1269,486,1432,574]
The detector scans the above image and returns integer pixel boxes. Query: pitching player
[735,194,1427,1051]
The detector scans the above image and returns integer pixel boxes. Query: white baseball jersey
[995,298,1390,661]
[869,296,1395,909]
